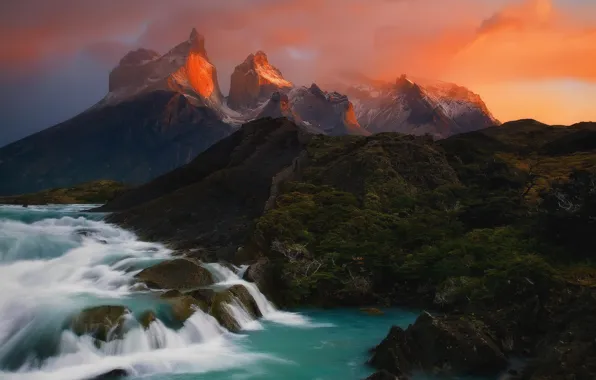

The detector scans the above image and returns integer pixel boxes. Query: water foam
[0,205,309,379]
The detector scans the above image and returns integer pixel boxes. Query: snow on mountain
[327,74,499,138]
[288,84,370,136]
[95,29,498,139]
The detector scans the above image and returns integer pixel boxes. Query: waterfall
[205,263,314,326]
[0,205,303,380]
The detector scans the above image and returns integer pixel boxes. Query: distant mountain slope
[0,28,503,196]
[0,91,232,195]
[328,74,499,138]
[0,29,236,196]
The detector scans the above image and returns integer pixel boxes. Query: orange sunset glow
[0,0,595,146]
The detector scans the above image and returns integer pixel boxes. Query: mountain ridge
[0,28,502,195]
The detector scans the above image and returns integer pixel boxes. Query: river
[0,204,490,380]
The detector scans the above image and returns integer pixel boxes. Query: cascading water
[0,205,316,380]
[0,204,434,380]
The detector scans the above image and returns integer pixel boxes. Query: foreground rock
[369,312,507,377]
[210,285,262,332]
[71,306,129,342]
[160,291,207,322]
[85,368,129,380]
[364,370,400,380]
[135,258,214,290]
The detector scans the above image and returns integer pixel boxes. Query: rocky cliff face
[227,51,293,111]
[103,28,223,108]
[289,84,370,136]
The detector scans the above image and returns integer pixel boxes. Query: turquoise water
[0,205,495,380]
[154,308,420,380]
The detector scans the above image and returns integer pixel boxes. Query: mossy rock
[135,258,214,290]
[70,305,129,342]
[138,310,157,329]
[210,291,239,332]
[228,285,261,318]
[209,285,261,332]
[163,295,207,322]
[187,288,216,309]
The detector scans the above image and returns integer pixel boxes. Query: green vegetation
[246,121,596,312]
[0,180,128,205]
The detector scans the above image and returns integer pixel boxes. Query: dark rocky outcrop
[255,92,300,123]
[289,84,370,136]
[364,370,399,380]
[135,258,214,290]
[102,118,310,255]
[70,306,129,342]
[369,312,508,377]
[85,368,129,380]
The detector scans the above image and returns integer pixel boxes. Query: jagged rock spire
[228,51,293,110]
[188,28,207,56]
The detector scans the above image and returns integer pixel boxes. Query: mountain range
[0,28,499,195]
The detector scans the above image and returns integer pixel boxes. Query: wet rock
[188,288,216,308]
[85,368,129,380]
[71,306,129,342]
[135,258,214,290]
[161,294,207,322]
[364,370,400,380]
[210,291,240,332]
[210,285,261,332]
[369,312,507,377]
[138,310,157,329]
[228,284,262,318]
[243,258,274,299]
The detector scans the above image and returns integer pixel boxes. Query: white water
[0,205,315,380]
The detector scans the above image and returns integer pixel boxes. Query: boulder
[188,288,216,308]
[71,305,129,342]
[210,285,261,332]
[160,291,207,322]
[243,258,275,299]
[369,312,507,377]
[135,258,214,290]
[364,370,400,380]
[138,310,157,329]
[85,368,129,380]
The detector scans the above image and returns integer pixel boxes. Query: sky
[0,0,595,147]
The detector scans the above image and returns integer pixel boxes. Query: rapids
[0,204,486,380]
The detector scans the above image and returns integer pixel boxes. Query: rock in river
[135,258,214,290]
[369,312,507,377]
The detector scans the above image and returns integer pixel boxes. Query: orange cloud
[443,0,596,83]
[1,0,594,124]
